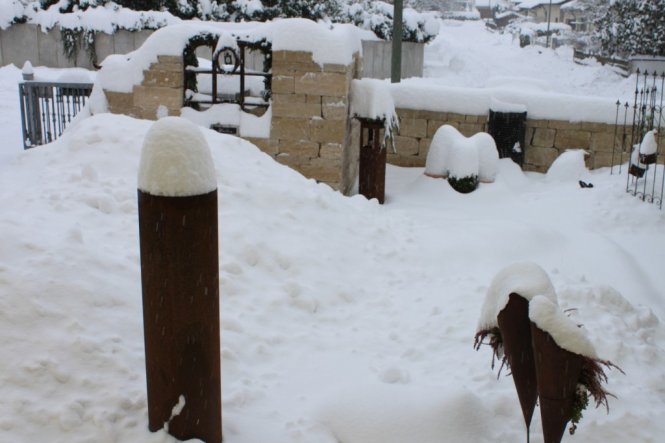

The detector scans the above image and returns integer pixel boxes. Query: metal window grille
[184,39,271,116]
[18,81,93,149]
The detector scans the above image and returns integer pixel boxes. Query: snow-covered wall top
[390,81,623,124]
[99,19,366,93]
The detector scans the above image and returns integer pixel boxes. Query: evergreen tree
[595,0,665,57]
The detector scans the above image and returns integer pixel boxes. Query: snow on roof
[98,19,365,93]
[138,117,217,197]
[390,81,622,124]
[529,295,598,358]
[477,262,558,332]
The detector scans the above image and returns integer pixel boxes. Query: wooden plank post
[138,117,222,443]
[359,118,387,204]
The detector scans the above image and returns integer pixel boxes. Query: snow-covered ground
[1,19,664,443]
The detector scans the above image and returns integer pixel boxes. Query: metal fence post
[138,118,222,443]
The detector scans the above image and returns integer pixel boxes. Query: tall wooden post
[359,118,387,204]
[138,117,222,443]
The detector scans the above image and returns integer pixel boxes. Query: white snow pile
[2,112,665,442]
[639,129,658,157]
[529,295,599,358]
[425,124,498,183]
[477,262,558,332]
[138,117,217,197]
[546,149,590,183]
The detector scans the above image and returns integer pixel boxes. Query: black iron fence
[18,81,93,149]
[611,70,665,209]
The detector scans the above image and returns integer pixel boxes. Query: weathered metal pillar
[138,117,222,443]
[531,323,583,443]
[391,0,403,83]
[359,118,387,204]
[497,293,538,441]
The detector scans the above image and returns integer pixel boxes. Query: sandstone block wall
[105,55,183,120]
[392,108,634,172]
[267,50,360,193]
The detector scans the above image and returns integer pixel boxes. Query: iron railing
[18,81,93,149]
[611,70,665,209]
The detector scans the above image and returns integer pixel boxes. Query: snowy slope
[0,111,664,442]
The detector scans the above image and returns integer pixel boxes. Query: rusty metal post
[531,323,583,443]
[138,118,222,443]
[359,119,387,204]
[497,293,538,440]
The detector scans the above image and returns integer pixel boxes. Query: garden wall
[103,48,361,193]
[390,108,628,172]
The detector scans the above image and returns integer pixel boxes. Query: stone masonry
[247,50,361,193]
[391,108,634,172]
[103,49,360,193]
[105,55,184,120]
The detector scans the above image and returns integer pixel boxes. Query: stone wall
[254,50,361,193]
[103,49,360,193]
[390,108,632,172]
[105,55,184,120]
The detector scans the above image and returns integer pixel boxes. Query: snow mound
[546,149,589,182]
[319,384,493,443]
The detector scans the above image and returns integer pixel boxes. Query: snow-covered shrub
[595,0,665,57]
[341,0,439,43]
[546,150,589,182]
[425,125,499,192]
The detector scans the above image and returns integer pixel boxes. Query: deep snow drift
[0,111,664,442]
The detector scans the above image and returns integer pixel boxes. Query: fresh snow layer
[529,295,599,359]
[98,20,364,93]
[349,78,398,131]
[546,149,590,183]
[639,130,658,156]
[138,117,217,196]
[425,125,498,182]
[1,112,665,443]
[477,262,558,331]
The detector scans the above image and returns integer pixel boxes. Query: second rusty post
[138,117,222,443]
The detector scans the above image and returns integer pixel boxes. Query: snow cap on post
[529,295,598,359]
[477,262,558,332]
[138,117,217,197]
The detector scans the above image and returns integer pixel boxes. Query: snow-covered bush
[425,125,498,192]
[595,0,665,57]
[341,0,439,43]
[2,0,440,43]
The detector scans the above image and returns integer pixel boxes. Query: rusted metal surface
[531,323,583,443]
[138,190,222,443]
[497,293,538,435]
[359,119,387,204]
